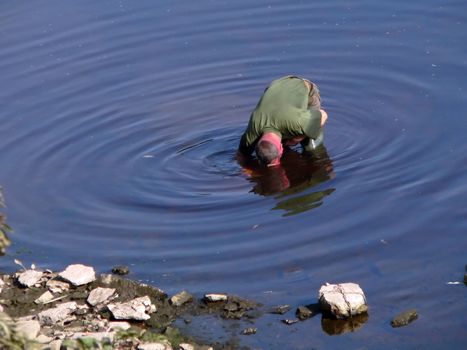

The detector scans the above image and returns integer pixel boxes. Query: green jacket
[238,76,323,155]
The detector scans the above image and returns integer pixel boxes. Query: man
[238,75,328,166]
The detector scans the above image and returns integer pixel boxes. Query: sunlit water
[1,0,466,348]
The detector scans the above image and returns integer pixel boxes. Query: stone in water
[318,282,368,319]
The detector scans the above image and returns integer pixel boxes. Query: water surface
[1,0,466,348]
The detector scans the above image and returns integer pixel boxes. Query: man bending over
[238,75,328,166]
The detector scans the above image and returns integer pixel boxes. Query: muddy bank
[0,264,262,350]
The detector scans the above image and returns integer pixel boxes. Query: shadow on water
[239,145,335,216]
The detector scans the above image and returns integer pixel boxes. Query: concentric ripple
[1,1,467,347]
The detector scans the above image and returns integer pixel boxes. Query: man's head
[255,132,283,166]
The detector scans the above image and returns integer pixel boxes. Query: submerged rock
[391,309,418,328]
[59,264,96,286]
[112,265,130,275]
[296,305,314,320]
[321,312,369,335]
[17,270,43,288]
[281,319,298,325]
[318,283,368,319]
[242,327,257,335]
[107,296,156,321]
[169,290,193,307]
[270,304,291,315]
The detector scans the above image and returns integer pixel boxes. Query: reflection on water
[239,145,335,216]
[321,313,369,335]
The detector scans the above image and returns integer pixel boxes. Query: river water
[1,0,466,348]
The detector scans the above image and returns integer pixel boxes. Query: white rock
[204,293,228,302]
[35,334,53,344]
[0,278,4,293]
[71,332,115,342]
[14,319,41,340]
[318,282,368,319]
[59,264,96,286]
[179,343,195,350]
[0,305,3,312]
[107,296,155,321]
[34,290,54,304]
[138,343,172,350]
[38,301,78,326]
[48,340,62,350]
[87,287,116,306]
[46,279,70,293]
[17,270,43,288]
[107,321,131,331]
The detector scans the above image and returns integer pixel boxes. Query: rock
[107,321,131,331]
[48,340,62,350]
[71,331,115,341]
[464,273,467,285]
[270,305,291,314]
[318,283,368,319]
[179,344,195,350]
[204,293,228,302]
[296,306,314,320]
[87,287,116,306]
[0,278,4,293]
[46,279,70,294]
[35,290,55,304]
[170,291,193,307]
[112,265,130,275]
[59,264,96,286]
[0,305,3,312]
[391,309,418,328]
[282,319,298,325]
[138,343,172,350]
[38,301,78,326]
[17,270,43,288]
[108,296,156,321]
[241,327,257,335]
[14,319,41,340]
[35,334,53,343]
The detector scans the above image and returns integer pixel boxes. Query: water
[1,0,466,348]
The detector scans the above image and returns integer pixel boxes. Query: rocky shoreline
[0,263,261,350]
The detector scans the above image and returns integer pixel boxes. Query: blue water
[1,0,466,348]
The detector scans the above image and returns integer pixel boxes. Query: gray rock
[59,264,96,286]
[391,309,418,328]
[108,296,156,321]
[14,319,41,340]
[204,293,228,302]
[464,273,467,285]
[107,321,131,331]
[87,287,116,306]
[35,290,54,304]
[170,291,193,307]
[296,306,313,320]
[38,301,78,326]
[17,270,43,288]
[48,340,62,350]
[71,331,115,341]
[137,343,172,350]
[241,327,257,335]
[46,279,70,294]
[270,304,291,314]
[35,334,54,343]
[318,283,368,319]
[112,265,130,275]
[282,319,298,325]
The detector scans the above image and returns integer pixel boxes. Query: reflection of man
[238,75,328,166]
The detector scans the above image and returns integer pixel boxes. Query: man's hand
[320,109,328,127]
